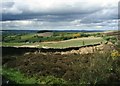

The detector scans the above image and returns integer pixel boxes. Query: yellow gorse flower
[111,50,120,60]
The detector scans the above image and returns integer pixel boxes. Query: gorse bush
[111,50,120,60]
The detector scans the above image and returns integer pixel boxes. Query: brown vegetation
[3,44,120,84]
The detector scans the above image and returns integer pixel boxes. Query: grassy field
[20,33,35,40]
[2,37,106,48]
[2,31,103,44]
[3,31,113,48]
[38,37,106,48]
[2,43,26,46]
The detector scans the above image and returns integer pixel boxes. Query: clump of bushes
[103,36,117,44]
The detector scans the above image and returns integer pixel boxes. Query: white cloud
[1,0,119,30]
[2,0,118,14]
[1,19,118,30]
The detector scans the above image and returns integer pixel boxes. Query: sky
[1,0,119,30]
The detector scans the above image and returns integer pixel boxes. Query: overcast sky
[1,0,119,30]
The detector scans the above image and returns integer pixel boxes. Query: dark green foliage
[37,30,52,33]
[82,41,85,45]
[80,33,90,37]
[104,36,111,41]
[103,36,117,44]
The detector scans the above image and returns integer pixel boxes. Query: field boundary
[2,43,105,55]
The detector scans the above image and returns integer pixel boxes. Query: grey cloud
[2,0,105,21]
[2,1,14,8]
[1,0,119,30]
[2,18,118,30]
[80,7,118,24]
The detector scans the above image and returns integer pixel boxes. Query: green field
[2,43,26,46]
[3,31,115,48]
[2,37,106,48]
[38,37,106,48]
[2,31,101,43]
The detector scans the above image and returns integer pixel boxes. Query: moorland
[1,30,120,85]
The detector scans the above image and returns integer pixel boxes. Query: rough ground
[2,43,120,84]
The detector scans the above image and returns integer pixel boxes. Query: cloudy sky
[1,0,119,30]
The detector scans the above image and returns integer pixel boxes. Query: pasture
[2,37,106,48]
[38,37,106,48]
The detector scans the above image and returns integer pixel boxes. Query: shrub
[111,50,120,60]
[73,33,81,38]
[80,33,90,37]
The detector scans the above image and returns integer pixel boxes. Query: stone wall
[2,43,101,55]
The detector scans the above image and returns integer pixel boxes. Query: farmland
[2,37,106,48]
[2,30,107,48]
